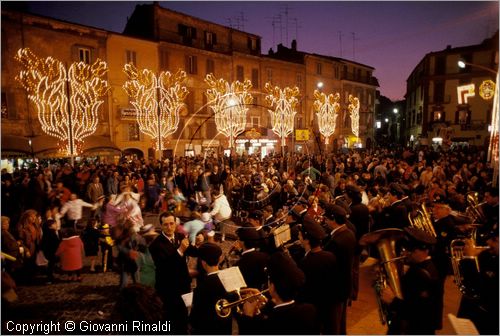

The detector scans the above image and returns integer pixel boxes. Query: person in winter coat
[81,219,100,272]
[55,228,85,281]
[40,219,61,283]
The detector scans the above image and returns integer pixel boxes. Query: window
[417,107,423,124]
[205,31,216,46]
[185,55,198,74]
[435,56,446,75]
[248,38,258,51]
[296,116,303,129]
[178,24,196,39]
[236,65,244,82]
[296,73,302,89]
[127,123,141,141]
[433,111,442,121]
[343,65,348,78]
[251,116,260,128]
[206,59,215,75]
[266,68,273,84]
[78,47,91,64]
[433,81,445,103]
[357,69,362,80]
[458,110,469,124]
[334,65,339,79]
[316,62,322,75]
[159,50,169,71]
[126,50,137,66]
[251,68,259,89]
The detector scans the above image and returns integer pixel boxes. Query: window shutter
[192,28,197,39]
[247,37,251,50]
[193,56,198,74]
[185,55,189,73]
[213,33,217,45]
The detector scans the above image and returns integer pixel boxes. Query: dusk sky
[16,1,500,101]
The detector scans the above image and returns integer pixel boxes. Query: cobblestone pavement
[2,213,462,335]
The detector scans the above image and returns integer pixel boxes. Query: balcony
[340,72,379,86]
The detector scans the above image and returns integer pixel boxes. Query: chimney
[446,45,452,50]
[268,48,274,55]
[291,39,297,51]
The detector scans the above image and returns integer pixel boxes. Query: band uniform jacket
[433,214,458,279]
[379,200,408,230]
[237,249,270,290]
[323,225,357,302]
[389,258,443,334]
[190,272,233,335]
[298,249,342,334]
[239,301,320,335]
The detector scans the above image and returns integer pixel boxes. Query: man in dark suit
[189,242,232,335]
[149,212,191,334]
[379,183,409,230]
[322,203,357,335]
[239,252,319,334]
[262,205,276,230]
[298,216,341,334]
[381,227,444,334]
[345,184,370,301]
[235,225,269,291]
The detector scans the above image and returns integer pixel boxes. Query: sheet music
[181,292,193,308]
[448,313,479,335]
[273,224,291,248]
[217,266,247,293]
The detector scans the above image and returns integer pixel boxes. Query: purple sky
[19,1,499,101]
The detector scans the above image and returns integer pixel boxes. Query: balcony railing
[341,72,379,86]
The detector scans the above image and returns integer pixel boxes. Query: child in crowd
[55,228,84,281]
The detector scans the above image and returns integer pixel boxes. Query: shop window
[126,50,137,66]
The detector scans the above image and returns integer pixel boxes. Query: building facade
[2,3,379,161]
[404,32,498,148]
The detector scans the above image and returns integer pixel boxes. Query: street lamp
[123,64,188,160]
[15,48,109,166]
[458,60,497,75]
[205,74,253,149]
[317,81,324,89]
[393,108,398,114]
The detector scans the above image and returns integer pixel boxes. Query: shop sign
[295,129,309,141]
[202,140,219,147]
[121,108,137,120]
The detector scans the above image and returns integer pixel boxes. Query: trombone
[215,288,269,318]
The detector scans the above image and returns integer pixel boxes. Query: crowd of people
[1,143,498,334]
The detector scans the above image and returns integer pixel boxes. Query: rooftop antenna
[226,18,233,29]
[338,31,343,57]
[351,32,359,60]
[237,11,248,31]
[280,4,293,46]
[291,17,301,43]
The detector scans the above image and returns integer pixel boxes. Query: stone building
[1,2,379,162]
[404,31,498,148]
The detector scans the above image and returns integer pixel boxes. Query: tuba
[465,191,487,224]
[408,203,437,237]
[449,238,487,298]
[360,228,406,326]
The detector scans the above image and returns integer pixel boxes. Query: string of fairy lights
[314,90,340,145]
[15,48,109,161]
[123,64,188,155]
[15,48,368,159]
[205,74,253,149]
[264,83,300,148]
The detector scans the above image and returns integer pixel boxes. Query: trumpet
[215,288,269,318]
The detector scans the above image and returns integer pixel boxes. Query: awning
[31,135,121,157]
[1,135,32,157]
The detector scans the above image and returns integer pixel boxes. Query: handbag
[35,250,49,266]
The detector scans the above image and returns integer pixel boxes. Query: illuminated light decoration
[479,80,495,100]
[487,72,499,186]
[205,74,253,148]
[15,48,109,162]
[457,84,475,104]
[123,64,188,155]
[264,83,300,147]
[348,94,360,138]
[313,89,340,145]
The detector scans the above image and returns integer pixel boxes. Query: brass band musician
[381,227,444,334]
